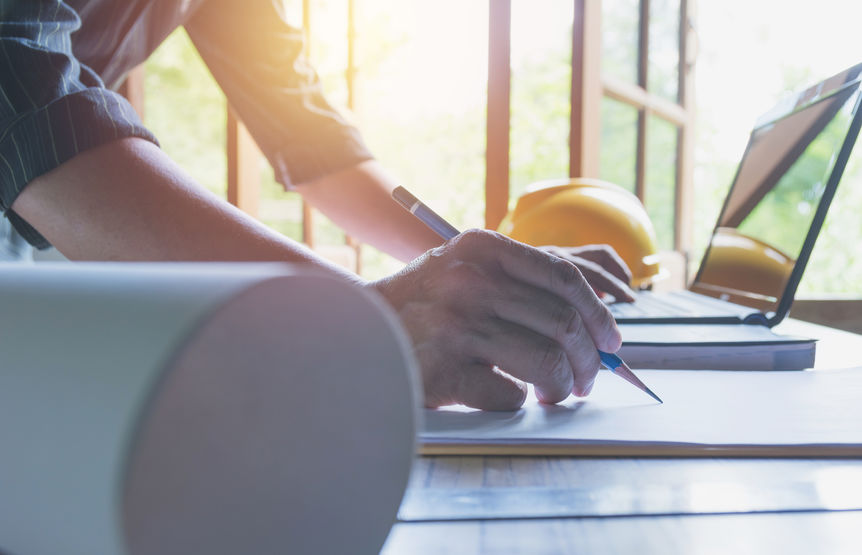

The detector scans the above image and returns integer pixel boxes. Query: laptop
[610,62,862,327]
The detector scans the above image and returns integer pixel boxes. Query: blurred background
[139,0,861,300]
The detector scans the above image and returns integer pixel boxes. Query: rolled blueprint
[0,263,420,555]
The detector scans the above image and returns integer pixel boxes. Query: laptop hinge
[743,312,771,326]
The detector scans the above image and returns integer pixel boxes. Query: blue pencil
[392,185,663,404]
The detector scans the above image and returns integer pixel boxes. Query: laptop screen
[690,65,862,317]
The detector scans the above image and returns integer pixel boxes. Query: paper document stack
[618,323,816,370]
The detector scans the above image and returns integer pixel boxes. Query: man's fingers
[469,319,580,404]
[449,272,601,403]
[380,230,622,409]
[485,278,603,395]
[575,259,636,302]
[558,314,602,397]
[570,245,633,285]
[453,364,528,411]
[490,240,621,353]
[445,230,620,352]
[484,277,580,338]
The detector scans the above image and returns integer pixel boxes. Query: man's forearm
[11,138,627,412]
[294,160,443,262]
[12,138,359,283]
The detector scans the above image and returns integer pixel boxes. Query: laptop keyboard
[608,290,748,319]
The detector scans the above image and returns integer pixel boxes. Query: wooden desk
[382,320,862,554]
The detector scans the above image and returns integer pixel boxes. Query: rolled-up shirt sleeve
[185,0,373,190]
[0,1,158,248]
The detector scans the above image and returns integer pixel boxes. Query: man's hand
[370,230,622,411]
[539,245,636,302]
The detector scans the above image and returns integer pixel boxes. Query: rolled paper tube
[0,262,420,555]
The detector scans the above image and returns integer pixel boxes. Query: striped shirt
[0,0,372,250]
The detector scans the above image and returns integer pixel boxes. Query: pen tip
[645,387,663,404]
[608,359,664,404]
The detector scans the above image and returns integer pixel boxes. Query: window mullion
[485,0,512,230]
[635,0,650,202]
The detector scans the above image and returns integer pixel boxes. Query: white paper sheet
[422,368,862,455]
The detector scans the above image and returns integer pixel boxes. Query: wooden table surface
[382,320,862,554]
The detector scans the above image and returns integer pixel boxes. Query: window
[132,0,695,278]
[598,0,694,254]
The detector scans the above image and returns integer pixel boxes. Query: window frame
[121,0,696,268]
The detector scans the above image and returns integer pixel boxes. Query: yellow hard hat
[498,178,661,288]
[695,227,795,305]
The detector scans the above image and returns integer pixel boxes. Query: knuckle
[533,340,567,378]
[452,228,495,251]
[563,326,600,377]
[565,309,587,339]
[582,301,615,338]
[553,304,580,340]
[549,257,582,290]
